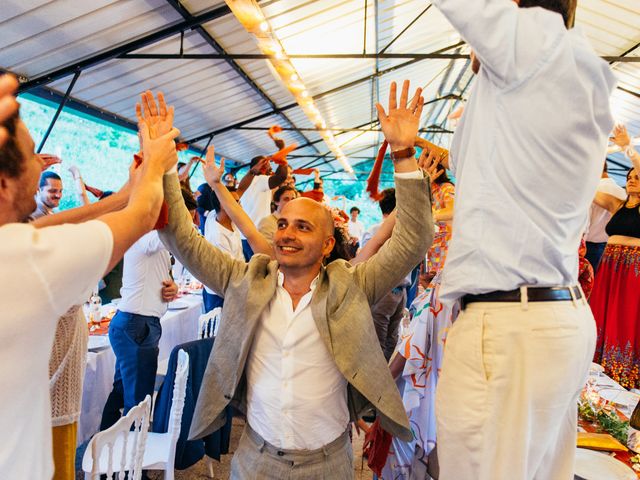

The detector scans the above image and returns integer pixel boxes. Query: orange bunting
[366,140,388,202]
[292,168,315,175]
[267,143,297,165]
[268,125,283,139]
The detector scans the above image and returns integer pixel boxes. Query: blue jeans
[100,311,162,430]
[203,289,224,312]
[585,241,607,274]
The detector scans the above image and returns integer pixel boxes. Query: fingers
[375,103,387,125]
[219,157,225,171]
[409,87,423,112]
[0,74,18,98]
[135,103,143,123]
[414,95,424,118]
[399,80,410,109]
[160,127,181,141]
[205,145,215,164]
[388,81,397,113]
[158,91,167,117]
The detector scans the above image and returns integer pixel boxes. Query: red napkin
[292,168,315,175]
[366,140,388,201]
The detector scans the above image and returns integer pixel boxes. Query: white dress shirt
[433,0,617,304]
[246,272,349,450]
[348,219,365,242]
[203,218,244,294]
[118,231,172,318]
[239,175,272,239]
[585,177,627,243]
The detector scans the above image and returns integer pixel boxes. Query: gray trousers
[230,423,354,480]
[371,287,407,360]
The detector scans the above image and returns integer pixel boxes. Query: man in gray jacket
[158,80,433,479]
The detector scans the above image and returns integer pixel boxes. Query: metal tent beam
[37,70,81,153]
[17,4,233,92]
[185,41,467,144]
[164,0,321,157]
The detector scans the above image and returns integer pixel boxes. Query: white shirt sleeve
[432,0,565,86]
[142,231,165,255]
[31,220,113,315]
[599,178,627,200]
[394,170,424,180]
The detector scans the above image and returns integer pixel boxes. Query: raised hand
[418,148,444,183]
[375,80,424,152]
[138,119,180,173]
[203,145,225,186]
[136,91,175,140]
[37,153,62,171]
[0,75,19,147]
[610,124,632,149]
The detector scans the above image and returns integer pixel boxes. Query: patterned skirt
[591,244,640,388]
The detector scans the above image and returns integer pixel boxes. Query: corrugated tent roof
[1,0,639,179]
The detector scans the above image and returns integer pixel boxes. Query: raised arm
[69,165,91,206]
[354,81,434,304]
[203,146,275,258]
[268,161,288,190]
[611,124,640,173]
[593,191,625,214]
[32,183,128,228]
[432,0,565,86]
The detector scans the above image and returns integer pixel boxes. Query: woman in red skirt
[591,126,640,388]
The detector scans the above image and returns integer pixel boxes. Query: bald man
[159,80,433,479]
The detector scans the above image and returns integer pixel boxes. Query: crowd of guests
[1,1,640,479]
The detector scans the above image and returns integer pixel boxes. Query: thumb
[138,121,151,144]
[375,103,387,121]
[162,280,172,287]
[206,145,215,164]
[160,127,181,141]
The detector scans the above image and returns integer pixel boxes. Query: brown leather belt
[461,286,582,310]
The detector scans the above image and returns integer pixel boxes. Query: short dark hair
[350,206,360,214]
[181,186,197,211]
[518,0,576,28]
[433,163,453,185]
[177,161,186,170]
[602,160,608,174]
[274,185,297,203]
[378,188,396,215]
[0,111,24,179]
[250,156,265,168]
[39,171,61,188]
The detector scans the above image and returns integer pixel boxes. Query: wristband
[390,146,416,161]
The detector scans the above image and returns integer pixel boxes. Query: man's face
[627,169,640,195]
[2,120,44,222]
[274,198,335,271]
[223,173,236,188]
[276,190,296,213]
[350,210,359,222]
[39,177,63,209]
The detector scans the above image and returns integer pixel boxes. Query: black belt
[461,286,582,310]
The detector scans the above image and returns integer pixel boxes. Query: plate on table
[87,335,110,350]
[574,448,636,480]
[599,388,640,409]
[168,300,189,311]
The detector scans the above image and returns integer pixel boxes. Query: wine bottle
[627,399,640,453]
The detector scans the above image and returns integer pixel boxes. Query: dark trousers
[585,241,607,274]
[100,311,162,430]
[241,239,254,262]
[203,289,224,312]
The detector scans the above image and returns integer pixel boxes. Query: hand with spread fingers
[418,148,444,183]
[136,90,175,140]
[203,145,226,186]
[376,80,424,153]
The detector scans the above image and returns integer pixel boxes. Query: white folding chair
[141,349,190,480]
[199,307,221,338]
[82,395,152,480]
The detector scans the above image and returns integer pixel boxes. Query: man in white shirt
[585,162,627,272]
[237,156,288,260]
[347,206,365,244]
[429,1,617,478]
[0,79,180,480]
[100,230,178,429]
[30,170,63,219]
[159,81,433,479]
[203,187,245,311]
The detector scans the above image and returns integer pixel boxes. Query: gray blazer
[160,173,433,442]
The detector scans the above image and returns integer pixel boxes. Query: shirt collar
[277,270,320,292]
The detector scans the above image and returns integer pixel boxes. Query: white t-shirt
[0,220,112,480]
[118,231,172,318]
[348,219,365,242]
[203,218,244,294]
[585,177,627,243]
[239,175,272,239]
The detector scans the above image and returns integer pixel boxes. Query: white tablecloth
[78,294,203,444]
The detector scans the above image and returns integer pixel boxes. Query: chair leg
[206,456,215,478]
